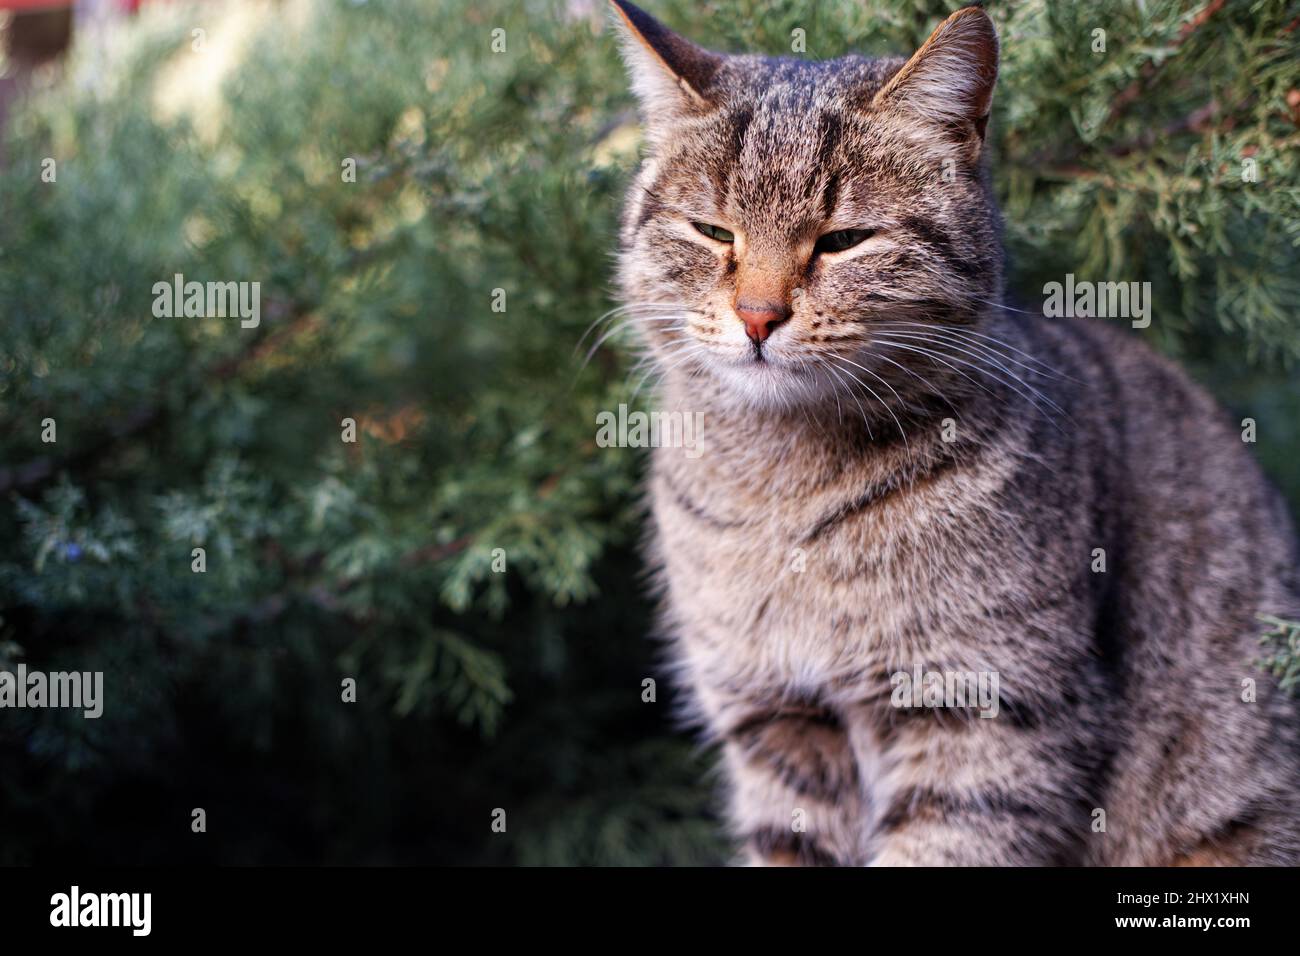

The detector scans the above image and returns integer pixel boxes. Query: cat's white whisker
[819,357,874,441]
[575,301,691,354]
[873,329,1076,418]
[880,320,1083,384]
[827,353,912,458]
[865,347,958,417]
[809,357,845,424]
[872,335,1069,435]
[872,329,1073,425]
[582,313,686,368]
[630,341,711,400]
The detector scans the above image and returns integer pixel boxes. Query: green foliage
[0,0,1296,864]
[1259,615,1300,694]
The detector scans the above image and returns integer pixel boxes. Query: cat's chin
[704,356,845,412]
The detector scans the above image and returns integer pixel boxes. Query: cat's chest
[650,462,947,688]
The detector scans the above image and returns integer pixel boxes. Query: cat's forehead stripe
[721,101,845,236]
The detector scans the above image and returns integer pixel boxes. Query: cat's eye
[814,228,875,255]
[692,222,735,243]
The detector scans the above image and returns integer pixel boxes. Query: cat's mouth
[724,346,788,370]
[705,347,843,410]
[712,341,812,374]
[713,344,823,382]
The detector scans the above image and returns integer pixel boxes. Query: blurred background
[0,0,1296,865]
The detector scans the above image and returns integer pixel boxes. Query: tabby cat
[610,1,1300,865]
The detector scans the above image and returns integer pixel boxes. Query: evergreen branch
[0,307,318,496]
[1106,0,1226,124]
[1104,93,1253,158]
[0,404,161,496]
[228,535,475,631]
[1257,614,1300,695]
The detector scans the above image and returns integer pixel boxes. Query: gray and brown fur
[610,1,1300,865]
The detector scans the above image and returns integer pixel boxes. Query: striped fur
[612,2,1300,866]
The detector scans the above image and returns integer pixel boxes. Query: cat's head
[612,2,1004,413]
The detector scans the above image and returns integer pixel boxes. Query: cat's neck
[654,369,959,498]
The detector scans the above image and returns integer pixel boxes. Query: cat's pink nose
[735,301,791,343]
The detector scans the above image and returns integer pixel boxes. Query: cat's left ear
[871,6,999,156]
[609,1,724,141]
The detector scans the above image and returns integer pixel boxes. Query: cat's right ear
[870,6,999,157]
[609,1,724,141]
